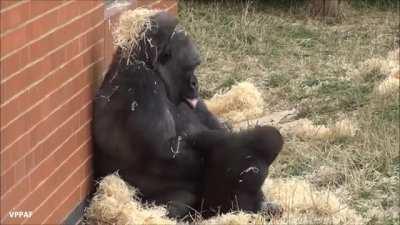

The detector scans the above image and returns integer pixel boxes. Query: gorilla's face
[156,27,201,109]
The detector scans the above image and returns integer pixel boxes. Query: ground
[179,1,399,224]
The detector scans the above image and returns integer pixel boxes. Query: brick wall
[0,1,104,224]
[0,0,177,224]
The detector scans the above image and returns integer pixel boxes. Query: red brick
[57,1,81,24]
[80,173,92,199]
[0,1,72,57]
[52,131,79,167]
[0,23,31,58]
[0,1,30,33]
[93,0,105,7]
[0,145,13,173]
[167,1,178,15]
[0,2,103,82]
[151,0,176,11]
[14,158,26,183]
[0,42,103,150]
[26,154,88,224]
[24,152,35,174]
[29,0,63,20]
[28,3,103,62]
[0,82,92,174]
[1,65,37,104]
[1,30,101,127]
[18,142,91,224]
[76,120,92,145]
[0,1,108,224]
[0,135,31,172]
[42,187,81,225]
[137,0,161,7]
[78,103,93,126]
[2,119,91,223]
[0,178,30,224]
[0,166,15,196]
[0,46,31,82]
[0,0,27,11]
[30,99,87,172]
[1,107,92,223]
[0,116,29,155]
[78,0,96,15]
[30,4,60,35]
[0,90,30,131]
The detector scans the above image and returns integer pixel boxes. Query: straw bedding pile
[288,118,358,141]
[354,48,399,96]
[112,9,158,64]
[263,178,364,225]
[84,174,363,225]
[204,82,265,123]
[84,174,176,225]
[374,48,399,96]
[377,75,400,96]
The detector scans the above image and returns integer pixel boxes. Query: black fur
[92,12,283,219]
[189,126,283,217]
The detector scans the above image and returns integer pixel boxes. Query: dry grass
[85,174,365,225]
[264,178,364,225]
[84,174,176,225]
[179,1,399,224]
[288,118,358,141]
[87,1,399,224]
[205,81,264,123]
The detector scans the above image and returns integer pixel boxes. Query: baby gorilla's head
[244,126,284,165]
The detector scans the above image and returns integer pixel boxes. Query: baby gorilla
[190,126,283,218]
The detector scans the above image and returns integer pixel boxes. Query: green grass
[179,1,399,224]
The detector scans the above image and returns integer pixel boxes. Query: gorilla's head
[156,26,201,109]
[148,12,201,108]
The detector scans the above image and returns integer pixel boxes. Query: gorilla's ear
[149,12,178,65]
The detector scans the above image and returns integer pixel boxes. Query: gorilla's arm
[187,129,228,154]
[194,100,225,130]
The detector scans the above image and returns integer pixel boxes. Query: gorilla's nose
[190,76,198,90]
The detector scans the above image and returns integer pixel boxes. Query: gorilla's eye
[183,66,195,72]
[159,51,171,64]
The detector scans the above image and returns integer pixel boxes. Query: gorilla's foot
[160,190,197,220]
[260,201,284,218]
[166,202,191,220]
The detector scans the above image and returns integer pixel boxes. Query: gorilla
[92,11,283,219]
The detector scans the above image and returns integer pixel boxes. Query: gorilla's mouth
[185,98,199,109]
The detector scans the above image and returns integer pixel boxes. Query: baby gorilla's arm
[194,100,226,130]
[187,129,228,155]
